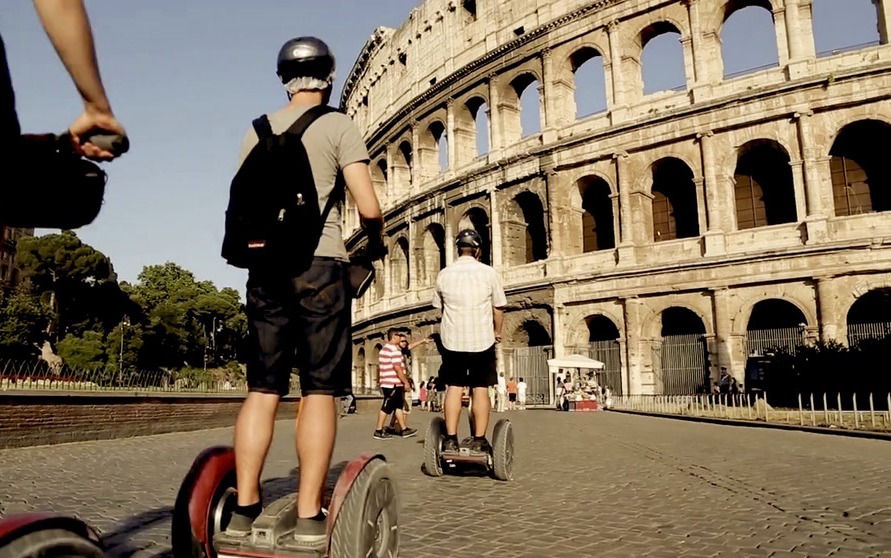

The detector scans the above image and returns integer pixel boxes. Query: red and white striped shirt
[378,342,403,389]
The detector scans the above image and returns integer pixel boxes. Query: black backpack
[221,105,341,273]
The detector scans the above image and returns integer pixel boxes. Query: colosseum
[339,0,891,406]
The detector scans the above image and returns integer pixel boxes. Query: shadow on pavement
[103,461,348,558]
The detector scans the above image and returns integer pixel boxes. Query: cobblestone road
[1,410,890,557]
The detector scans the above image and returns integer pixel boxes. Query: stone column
[553,303,566,359]
[784,0,815,77]
[795,110,827,218]
[685,0,706,84]
[410,121,421,194]
[446,99,456,171]
[784,0,804,60]
[877,0,891,44]
[772,7,791,66]
[606,21,626,122]
[622,297,644,395]
[487,75,504,154]
[540,48,555,134]
[816,276,840,344]
[489,188,504,272]
[711,288,732,381]
[444,208,455,266]
[407,219,418,294]
[615,152,632,245]
[680,36,696,90]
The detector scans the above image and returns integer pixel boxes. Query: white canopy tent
[546,354,605,406]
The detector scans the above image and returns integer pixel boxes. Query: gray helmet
[276,37,336,84]
[455,229,482,248]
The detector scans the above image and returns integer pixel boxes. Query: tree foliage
[0,288,52,360]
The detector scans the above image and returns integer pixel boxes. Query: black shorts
[508,393,517,402]
[245,258,351,397]
[381,386,404,414]
[440,345,497,388]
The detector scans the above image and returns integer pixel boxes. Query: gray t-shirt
[237,104,370,262]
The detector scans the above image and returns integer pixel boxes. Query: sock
[235,501,262,519]
[473,435,486,441]
[299,510,326,522]
[445,434,458,442]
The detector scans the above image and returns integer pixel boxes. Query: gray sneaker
[293,512,328,552]
[224,512,254,537]
[399,427,418,438]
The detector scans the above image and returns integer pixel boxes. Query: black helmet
[455,229,482,248]
[276,37,336,84]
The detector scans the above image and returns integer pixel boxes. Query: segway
[171,447,398,558]
[0,514,105,558]
[423,415,514,481]
[1,132,129,230]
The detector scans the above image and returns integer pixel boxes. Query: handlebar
[83,132,130,156]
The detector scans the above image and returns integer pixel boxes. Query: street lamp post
[119,315,130,384]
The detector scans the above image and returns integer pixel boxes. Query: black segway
[1,132,129,230]
[423,414,514,481]
[0,514,105,558]
[171,447,398,558]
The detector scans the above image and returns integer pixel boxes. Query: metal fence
[654,334,709,395]
[503,346,551,407]
[745,327,807,357]
[565,341,623,396]
[613,391,891,433]
[1,360,249,393]
[848,322,891,346]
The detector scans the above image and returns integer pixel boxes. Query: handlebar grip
[84,133,130,156]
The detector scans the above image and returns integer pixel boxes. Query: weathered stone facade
[0,226,33,290]
[341,0,891,397]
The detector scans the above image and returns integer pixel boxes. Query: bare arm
[343,162,381,224]
[493,307,504,343]
[393,360,411,388]
[33,0,125,159]
[407,338,431,351]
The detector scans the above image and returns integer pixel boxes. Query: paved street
[1,410,890,557]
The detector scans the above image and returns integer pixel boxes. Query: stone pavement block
[2,412,891,557]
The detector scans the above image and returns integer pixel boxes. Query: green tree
[0,288,52,360]
[56,330,107,370]
[15,231,132,341]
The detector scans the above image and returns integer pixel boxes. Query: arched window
[421,224,445,286]
[829,120,891,216]
[511,74,541,137]
[505,192,548,266]
[734,140,796,229]
[457,208,491,265]
[399,141,413,187]
[641,22,686,94]
[390,237,410,291]
[651,158,699,241]
[578,176,615,252]
[466,97,490,156]
[745,299,808,356]
[721,2,778,77]
[813,0,882,56]
[570,47,607,118]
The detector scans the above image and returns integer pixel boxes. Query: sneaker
[384,426,398,435]
[399,427,418,439]
[373,429,391,440]
[224,512,255,537]
[442,437,459,453]
[469,437,491,456]
[293,511,328,552]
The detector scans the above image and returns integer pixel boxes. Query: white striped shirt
[378,342,403,388]
[432,256,507,353]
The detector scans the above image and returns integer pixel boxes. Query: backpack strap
[283,104,337,138]
[252,114,273,140]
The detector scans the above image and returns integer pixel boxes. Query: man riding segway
[426,229,513,475]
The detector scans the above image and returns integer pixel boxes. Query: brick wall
[0,392,382,449]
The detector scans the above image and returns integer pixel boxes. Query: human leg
[443,385,464,436]
[234,392,280,506]
[295,394,337,518]
[470,387,490,437]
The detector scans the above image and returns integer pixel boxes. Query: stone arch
[720,1,779,78]
[397,139,413,191]
[744,298,809,356]
[829,119,891,216]
[503,72,541,140]
[371,157,388,205]
[642,302,712,340]
[370,342,383,386]
[389,236,410,291]
[508,319,552,347]
[355,346,367,391]
[420,223,446,287]
[465,96,490,157]
[846,288,891,345]
[457,206,491,265]
[576,175,615,252]
[418,119,447,177]
[587,314,620,341]
[569,45,608,119]
[639,21,687,94]
[813,0,883,56]
[733,139,797,229]
[505,190,548,266]
[372,259,385,301]
[652,306,710,395]
[649,158,700,242]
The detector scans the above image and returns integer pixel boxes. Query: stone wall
[0,393,382,449]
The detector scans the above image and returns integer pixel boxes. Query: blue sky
[0,1,877,292]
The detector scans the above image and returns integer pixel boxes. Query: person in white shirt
[496,372,507,413]
[432,229,507,456]
[517,377,528,410]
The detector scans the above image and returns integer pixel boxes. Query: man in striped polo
[432,229,507,456]
[373,328,416,439]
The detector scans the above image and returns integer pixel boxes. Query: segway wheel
[329,457,399,558]
[492,419,514,481]
[423,416,446,477]
[171,446,237,558]
[0,528,104,558]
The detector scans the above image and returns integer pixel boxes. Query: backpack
[221,105,341,273]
